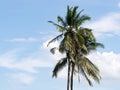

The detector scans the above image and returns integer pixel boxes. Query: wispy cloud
[11,73,35,84]
[0,49,52,84]
[8,37,38,42]
[84,12,120,38]
[0,38,65,85]
[0,51,50,72]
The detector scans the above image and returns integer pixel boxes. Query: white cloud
[11,73,35,84]
[13,59,51,73]
[0,39,64,84]
[0,39,67,84]
[0,50,51,73]
[0,49,19,68]
[8,37,38,42]
[87,51,120,80]
[84,12,120,38]
[0,49,52,84]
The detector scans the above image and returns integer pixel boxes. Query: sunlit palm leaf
[78,64,93,86]
[74,32,85,48]
[80,55,101,83]
[82,45,88,53]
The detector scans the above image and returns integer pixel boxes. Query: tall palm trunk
[67,51,71,90]
[71,62,74,90]
[67,60,71,90]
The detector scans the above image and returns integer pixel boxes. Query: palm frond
[78,15,91,25]
[86,58,99,73]
[86,42,104,52]
[72,6,78,26]
[72,6,78,18]
[82,45,88,53]
[80,56,101,83]
[78,65,93,86]
[48,21,66,32]
[50,47,58,54]
[57,16,66,27]
[59,38,66,54]
[47,34,63,47]
[82,28,96,42]
[74,32,85,48]
[95,43,104,48]
[66,6,72,26]
[52,58,67,77]
[77,28,104,54]
[74,9,84,29]
[75,9,84,21]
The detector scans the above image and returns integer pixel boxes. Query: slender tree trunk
[67,60,70,90]
[71,62,74,90]
[67,52,71,90]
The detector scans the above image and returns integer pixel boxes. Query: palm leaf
[72,6,78,26]
[57,16,66,27]
[82,45,88,53]
[47,33,63,47]
[59,38,66,54]
[78,15,91,26]
[95,43,104,48]
[74,9,84,23]
[78,64,93,86]
[52,58,67,77]
[80,55,101,83]
[50,47,58,54]
[48,21,66,32]
[66,6,72,26]
[72,6,78,18]
[74,31,85,47]
[74,9,84,29]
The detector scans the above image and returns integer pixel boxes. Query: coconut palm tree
[47,6,104,90]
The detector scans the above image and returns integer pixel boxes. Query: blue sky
[0,0,120,90]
